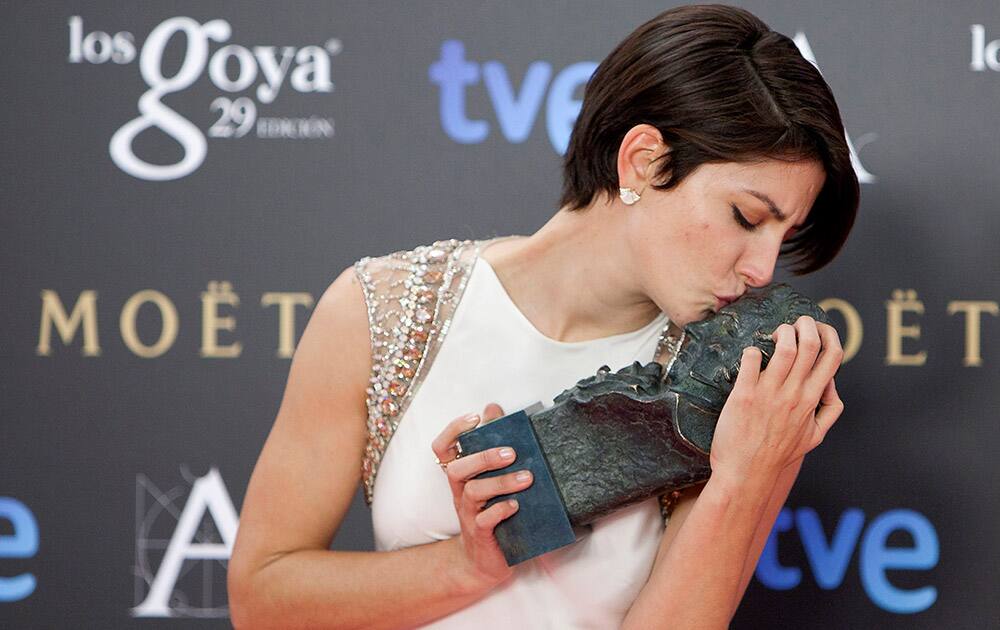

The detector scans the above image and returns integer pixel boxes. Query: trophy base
[456,410,577,565]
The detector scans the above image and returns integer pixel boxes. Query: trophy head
[665,283,830,415]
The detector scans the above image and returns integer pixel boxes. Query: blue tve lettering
[430,40,596,152]
[756,507,801,589]
[755,506,938,614]
[0,497,39,602]
[860,509,939,614]
[429,40,487,144]
[797,506,865,589]
[482,60,551,143]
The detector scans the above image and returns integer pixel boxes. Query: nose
[736,237,782,288]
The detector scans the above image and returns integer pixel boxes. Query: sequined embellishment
[353,238,483,505]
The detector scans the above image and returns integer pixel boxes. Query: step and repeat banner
[2,2,998,628]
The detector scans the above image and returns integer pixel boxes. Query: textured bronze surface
[528,283,830,525]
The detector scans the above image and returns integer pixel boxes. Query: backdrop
[2,1,998,627]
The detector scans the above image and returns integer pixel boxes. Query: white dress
[370,253,671,629]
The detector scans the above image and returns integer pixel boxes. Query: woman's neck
[479,203,663,343]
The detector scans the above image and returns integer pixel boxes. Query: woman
[228,4,858,628]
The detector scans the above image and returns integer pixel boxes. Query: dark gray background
[2,1,998,627]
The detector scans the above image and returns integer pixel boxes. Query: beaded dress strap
[353,238,485,505]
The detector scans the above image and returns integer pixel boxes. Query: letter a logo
[131,467,239,617]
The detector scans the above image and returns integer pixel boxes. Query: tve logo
[757,507,939,614]
[429,40,595,153]
[0,497,39,603]
[429,37,876,185]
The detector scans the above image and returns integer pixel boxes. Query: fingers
[433,404,526,517]
[430,403,507,465]
[785,316,822,386]
[733,345,762,391]
[760,323,797,387]
[430,402,508,466]
[431,412,481,462]
[464,469,533,503]
[446,445,531,512]
[482,403,505,422]
[813,377,844,436]
[803,323,845,400]
[474,498,519,531]
[446,445,518,483]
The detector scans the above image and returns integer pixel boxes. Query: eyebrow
[741,188,805,228]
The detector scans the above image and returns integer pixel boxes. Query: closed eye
[731,204,760,231]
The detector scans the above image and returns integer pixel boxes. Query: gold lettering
[261,292,314,358]
[946,300,998,366]
[817,298,863,363]
[885,289,926,366]
[201,281,242,358]
[37,290,100,356]
[119,290,178,358]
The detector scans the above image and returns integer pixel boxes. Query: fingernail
[516,471,532,482]
[465,414,480,424]
[508,499,519,510]
[498,447,514,459]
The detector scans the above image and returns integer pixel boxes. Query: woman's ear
[616,123,667,193]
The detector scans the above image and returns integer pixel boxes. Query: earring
[619,187,641,205]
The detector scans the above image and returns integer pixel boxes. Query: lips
[714,294,739,310]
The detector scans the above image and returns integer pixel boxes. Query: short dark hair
[560,4,860,274]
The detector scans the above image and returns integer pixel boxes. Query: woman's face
[625,156,826,327]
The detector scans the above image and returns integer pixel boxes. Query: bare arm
[227,267,498,629]
[729,456,803,618]
[625,470,778,629]
[233,538,490,630]
[626,455,801,629]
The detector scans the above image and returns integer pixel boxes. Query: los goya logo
[68,16,341,181]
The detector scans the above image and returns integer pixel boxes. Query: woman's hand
[709,315,845,485]
[430,403,533,591]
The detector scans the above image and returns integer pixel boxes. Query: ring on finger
[434,437,468,471]
[435,446,464,470]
